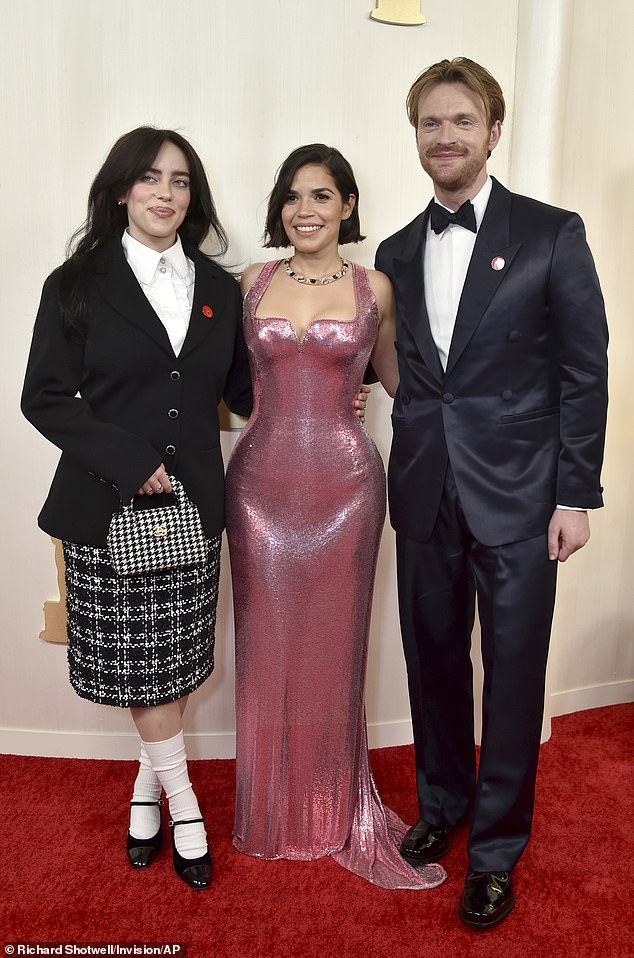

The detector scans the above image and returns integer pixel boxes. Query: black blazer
[21,237,252,546]
[376,178,608,547]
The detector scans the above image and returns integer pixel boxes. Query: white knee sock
[143,731,207,860]
[129,742,163,840]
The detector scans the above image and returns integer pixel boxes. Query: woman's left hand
[137,464,172,496]
[354,384,371,423]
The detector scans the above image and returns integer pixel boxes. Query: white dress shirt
[423,176,492,370]
[121,230,195,356]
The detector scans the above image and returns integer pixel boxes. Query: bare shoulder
[240,262,268,295]
[365,267,395,318]
[366,267,393,297]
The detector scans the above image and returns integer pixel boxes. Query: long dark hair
[59,127,227,334]
[264,143,365,248]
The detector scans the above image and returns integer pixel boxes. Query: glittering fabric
[225,261,445,889]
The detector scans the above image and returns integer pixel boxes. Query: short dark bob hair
[264,144,365,248]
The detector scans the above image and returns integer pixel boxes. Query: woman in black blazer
[21,127,252,890]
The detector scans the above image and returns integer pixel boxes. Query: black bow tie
[430,200,477,235]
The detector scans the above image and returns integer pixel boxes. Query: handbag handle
[122,475,184,512]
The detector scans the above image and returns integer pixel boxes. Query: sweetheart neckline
[252,314,362,347]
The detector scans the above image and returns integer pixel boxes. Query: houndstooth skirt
[62,537,221,708]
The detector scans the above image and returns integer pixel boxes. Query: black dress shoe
[459,870,515,929]
[126,799,164,868]
[400,818,450,865]
[169,817,212,890]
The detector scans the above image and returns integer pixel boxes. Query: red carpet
[1,704,632,957]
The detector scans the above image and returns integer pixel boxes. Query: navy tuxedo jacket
[375,177,608,547]
[22,237,252,546]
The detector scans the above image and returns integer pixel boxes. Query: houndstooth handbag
[107,476,207,575]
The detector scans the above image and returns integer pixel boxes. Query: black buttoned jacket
[21,236,253,547]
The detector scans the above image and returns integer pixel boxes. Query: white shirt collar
[432,175,492,231]
[121,230,191,284]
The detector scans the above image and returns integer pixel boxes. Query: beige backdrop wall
[1,0,631,759]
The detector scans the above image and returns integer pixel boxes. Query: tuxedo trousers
[396,467,558,872]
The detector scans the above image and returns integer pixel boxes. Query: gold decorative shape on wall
[370,0,426,25]
[40,537,68,644]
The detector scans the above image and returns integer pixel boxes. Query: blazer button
[502,389,513,401]
[442,392,455,404]
[170,370,181,381]
[508,330,521,342]
[168,408,179,419]
[165,444,176,456]
[401,394,411,405]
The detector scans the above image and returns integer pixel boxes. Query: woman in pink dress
[225,145,445,889]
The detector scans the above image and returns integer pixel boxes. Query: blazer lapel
[178,248,220,362]
[445,178,521,376]
[95,238,174,355]
[393,205,445,384]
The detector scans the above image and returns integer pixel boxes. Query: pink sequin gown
[225,260,445,889]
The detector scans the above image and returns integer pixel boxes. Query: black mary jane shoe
[126,799,164,868]
[169,817,213,890]
[459,870,516,929]
[400,818,451,866]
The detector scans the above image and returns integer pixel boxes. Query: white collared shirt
[121,230,195,356]
[423,176,492,370]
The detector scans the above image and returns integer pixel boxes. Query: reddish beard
[420,143,489,193]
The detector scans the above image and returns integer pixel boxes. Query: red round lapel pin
[202,304,214,318]
[491,256,505,271]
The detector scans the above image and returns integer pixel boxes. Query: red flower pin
[202,304,214,318]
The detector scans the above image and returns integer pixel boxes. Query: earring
[117,200,125,206]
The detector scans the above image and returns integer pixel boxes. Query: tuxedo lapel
[393,206,445,383]
[95,238,174,354]
[445,179,521,376]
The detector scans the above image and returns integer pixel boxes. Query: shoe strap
[130,799,163,808]
[169,817,204,828]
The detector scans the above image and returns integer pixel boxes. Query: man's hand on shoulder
[547,508,590,562]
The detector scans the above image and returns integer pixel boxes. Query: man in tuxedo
[375,58,608,928]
